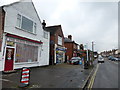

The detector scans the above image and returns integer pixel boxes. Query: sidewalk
[2,63,93,89]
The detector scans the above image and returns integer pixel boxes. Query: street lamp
[84,43,89,69]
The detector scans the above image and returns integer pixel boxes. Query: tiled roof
[45,25,62,35]
[64,37,73,43]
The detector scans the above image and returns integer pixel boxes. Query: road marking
[81,67,94,88]
[0,79,10,82]
[87,64,99,89]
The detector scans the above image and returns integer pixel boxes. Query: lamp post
[84,43,89,69]
[86,43,89,62]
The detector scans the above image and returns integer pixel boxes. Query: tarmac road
[90,58,118,88]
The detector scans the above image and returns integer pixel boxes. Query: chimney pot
[68,35,72,40]
[42,20,46,29]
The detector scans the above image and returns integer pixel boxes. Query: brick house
[0,0,50,71]
[45,25,66,65]
[64,35,79,62]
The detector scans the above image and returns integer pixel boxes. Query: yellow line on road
[81,68,94,89]
[87,64,99,89]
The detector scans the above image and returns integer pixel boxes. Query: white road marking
[0,79,10,82]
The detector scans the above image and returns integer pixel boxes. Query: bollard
[19,67,30,88]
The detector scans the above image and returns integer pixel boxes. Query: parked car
[108,56,114,60]
[111,57,118,61]
[98,55,104,63]
[108,56,119,61]
[118,57,120,61]
[69,57,81,65]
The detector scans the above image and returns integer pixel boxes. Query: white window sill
[15,27,37,35]
[15,62,39,65]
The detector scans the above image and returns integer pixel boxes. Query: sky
[0,0,119,52]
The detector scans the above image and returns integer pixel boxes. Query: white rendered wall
[40,31,50,66]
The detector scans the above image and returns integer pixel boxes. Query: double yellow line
[87,64,99,89]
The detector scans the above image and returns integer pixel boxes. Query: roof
[64,37,79,45]
[1,1,19,7]
[64,37,73,43]
[45,25,63,35]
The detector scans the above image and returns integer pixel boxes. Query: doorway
[4,47,15,71]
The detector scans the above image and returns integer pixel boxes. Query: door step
[2,70,17,74]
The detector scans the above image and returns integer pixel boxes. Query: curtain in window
[15,43,38,63]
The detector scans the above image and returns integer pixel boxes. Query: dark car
[108,56,114,60]
[111,57,118,61]
[69,57,81,65]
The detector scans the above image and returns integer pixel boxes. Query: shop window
[15,43,38,63]
[16,14,37,34]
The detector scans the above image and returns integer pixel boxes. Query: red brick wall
[49,26,64,64]
[0,7,5,52]
[64,43,73,60]
[56,28,64,46]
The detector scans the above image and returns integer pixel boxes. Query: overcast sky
[0,0,118,52]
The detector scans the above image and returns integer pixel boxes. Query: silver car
[69,57,81,65]
[98,55,104,63]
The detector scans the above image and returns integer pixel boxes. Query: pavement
[2,63,94,89]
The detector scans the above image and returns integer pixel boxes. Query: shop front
[3,33,43,71]
[56,46,66,64]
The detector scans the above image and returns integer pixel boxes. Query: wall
[3,2,43,41]
[40,31,50,66]
[56,27,64,46]
[64,43,73,60]
[0,7,5,71]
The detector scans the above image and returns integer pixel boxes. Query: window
[16,14,37,34]
[15,43,38,63]
[17,14,21,28]
[58,36,62,45]
[43,31,48,39]
[33,23,37,33]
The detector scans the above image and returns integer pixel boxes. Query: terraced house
[0,0,50,71]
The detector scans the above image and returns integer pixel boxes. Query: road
[89,58,118,88]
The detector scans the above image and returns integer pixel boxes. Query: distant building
[64,35,79,61]
[0,0,50,71]
[45,25,66,65]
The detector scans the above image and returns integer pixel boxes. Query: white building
[0,0,50,71]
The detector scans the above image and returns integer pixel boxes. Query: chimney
[42,20,46,29]
[68,35,72,40]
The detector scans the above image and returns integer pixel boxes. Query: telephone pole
[92,42,94,52]
[91,41,94,65]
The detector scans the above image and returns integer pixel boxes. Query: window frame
[15,42,39,63]
[16,14,37,34]
[58,36,62,45]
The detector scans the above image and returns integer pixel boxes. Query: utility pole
[92,42,94,52]
[91,41,94,65]
[84,44,89,69]
[86,43,88,62]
